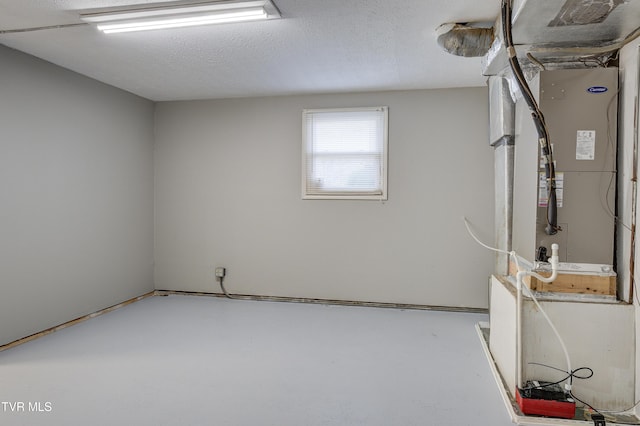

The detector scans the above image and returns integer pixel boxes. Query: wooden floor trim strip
[155,289,489,314]
[1,290,486,353]
[0,291,156,352]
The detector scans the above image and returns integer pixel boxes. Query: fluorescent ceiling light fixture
[80,0,280,34]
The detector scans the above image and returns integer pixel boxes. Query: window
[302,107,388,200]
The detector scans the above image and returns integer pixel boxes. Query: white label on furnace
[576,130,596,160]
[538,172,563,208]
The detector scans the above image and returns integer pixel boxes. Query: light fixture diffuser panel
[80,0,280,33]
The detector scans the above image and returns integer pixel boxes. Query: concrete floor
[0,295,514,425]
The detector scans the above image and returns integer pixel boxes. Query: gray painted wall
[0,45,155,345]
[155,89,494,308]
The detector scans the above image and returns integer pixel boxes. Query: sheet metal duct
[510,0,637,45]
[548,0,624,27]
[489,75,515,275]
[436,23,494,57]
[483,0,640,75]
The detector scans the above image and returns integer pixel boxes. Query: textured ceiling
[0,0,501,101]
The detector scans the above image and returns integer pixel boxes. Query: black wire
[524,362,616,419]
[521,363,593,391]
[529,362,594,379]
[570,390,604,417]
[501,0,559,234]
[528,363,640,422]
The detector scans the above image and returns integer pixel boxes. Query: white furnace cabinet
[512,68,618,265]
[489,276,635,411]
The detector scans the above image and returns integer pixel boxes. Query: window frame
[301,106,389,200]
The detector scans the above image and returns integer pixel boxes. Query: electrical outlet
[215,267,226,278]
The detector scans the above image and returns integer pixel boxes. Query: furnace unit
[512,68,618,266]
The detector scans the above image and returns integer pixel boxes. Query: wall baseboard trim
[155,290,489,314]
[0,290,487,352]
[0,291,156,352]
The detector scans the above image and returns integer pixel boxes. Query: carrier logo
[587,86,608,94]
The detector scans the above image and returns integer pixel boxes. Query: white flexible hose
[463,218,572,390]
[463,217,521,273]
[521,277,573,390]
[515,244,572,390]
[463,217,510,255]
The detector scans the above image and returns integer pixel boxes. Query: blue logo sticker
[587,86,608,94]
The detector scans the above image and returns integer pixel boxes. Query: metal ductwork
[508,0,635,45]
[436,23,494,57]
[436,1,640,70]
[483,0,640,74]
[548,0,624,27]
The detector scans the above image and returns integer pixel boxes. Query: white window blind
[302,107,388,200]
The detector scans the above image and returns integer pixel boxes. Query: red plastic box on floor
[516,387,576,419]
